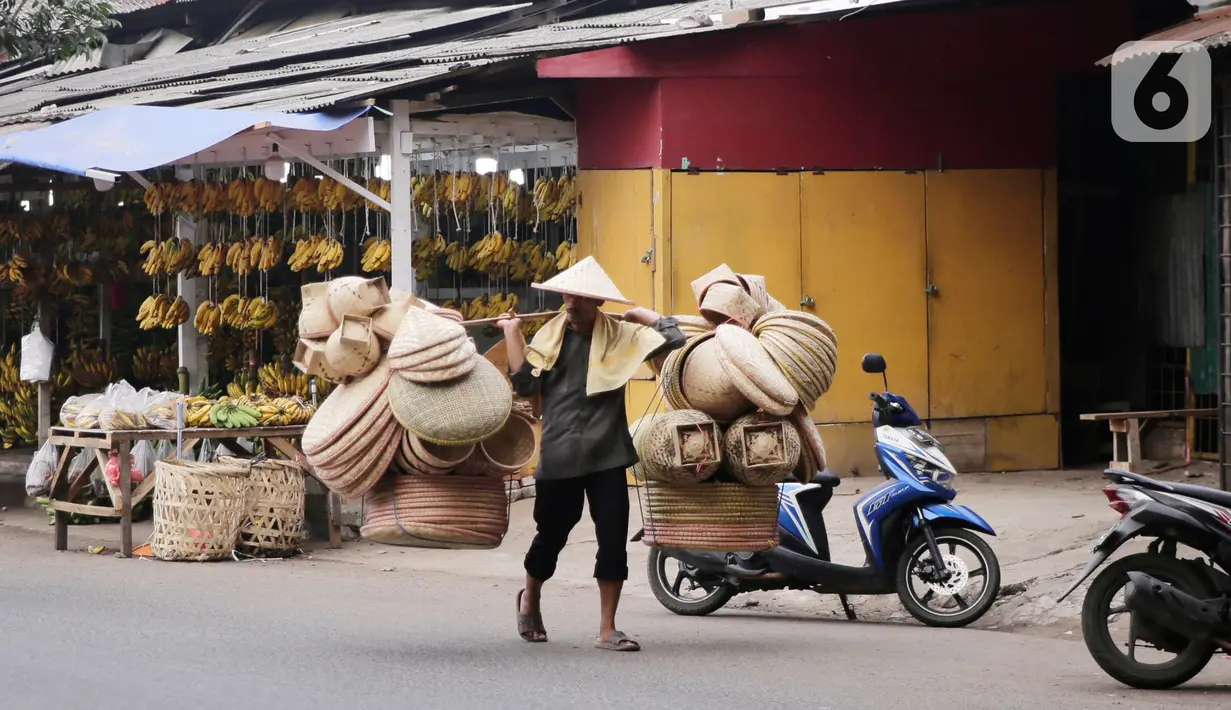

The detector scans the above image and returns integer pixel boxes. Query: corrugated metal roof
[1097,6,1231,66]
[0,0,910,121]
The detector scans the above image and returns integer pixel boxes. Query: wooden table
[1079,409,1216,472]
[45,426,343,558]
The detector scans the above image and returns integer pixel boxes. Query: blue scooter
[637,353,1002,628]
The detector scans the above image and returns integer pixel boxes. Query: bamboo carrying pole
[458,311,559,328]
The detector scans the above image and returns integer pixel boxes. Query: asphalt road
[1,526,1227,710]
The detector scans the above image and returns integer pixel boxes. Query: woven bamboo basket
[641,482,780,552]
[458,413,538,477]
[361,474,509,549]
[150,459,251,562]
[219,457,306,558]
[634,409,722,484]
[722,414,801,486]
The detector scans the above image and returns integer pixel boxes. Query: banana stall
[0,105,580,557]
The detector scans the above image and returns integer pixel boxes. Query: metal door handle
[924,284,939,296]
[800,295,815,307]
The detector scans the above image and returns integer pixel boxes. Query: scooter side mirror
[861,353,887,375]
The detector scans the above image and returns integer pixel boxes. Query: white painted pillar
[175,217,207,393]
[389,100,414,293]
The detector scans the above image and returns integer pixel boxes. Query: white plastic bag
[143,390,185,430]
[24,441,58,497]
[19,323,54,383]
[132,441,156,485]
[197,439,216,463]
[60,393,101,428]
[99,381,149,430]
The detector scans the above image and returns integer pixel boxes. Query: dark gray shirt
[510,317,685,480]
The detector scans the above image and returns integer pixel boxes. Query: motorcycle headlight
[906,453,955,490]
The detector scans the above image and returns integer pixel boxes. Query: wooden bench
[1079,409,1216,472]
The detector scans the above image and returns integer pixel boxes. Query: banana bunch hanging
[252,177,284,213]
[194,300,223,335]
[446,293,520,321]
[51,261,95,288]
[288,235,322,272]
[173,180,202,216]
[141,238,198,276]
[217,294,279,330]
[289,177,323,212]
[62,348,118,391]
[137,294,190,329]
[315,236,344,272]
[412,234,447,280]
[533,175,579,223]
[509,240,546,282]
[132,346,177,385]
[553,241,577,271]
[361,237,392,273]
[201,181,228,214]
[364,178,391,211]
[318,176,349,212]
[257,363,314,399]
[197,242,224,276]
[2,254,28,285]
[468,232,514,275]
[143,182,171,216]
[228,178,258,218]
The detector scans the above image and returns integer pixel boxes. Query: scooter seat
[1167,481,1231,509]
[810,470,841,488]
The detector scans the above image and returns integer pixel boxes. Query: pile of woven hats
[637,263,837,488]
[295,276,537,549]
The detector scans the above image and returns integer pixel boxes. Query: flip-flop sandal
[595,631,641,652]
[516,590,547,643]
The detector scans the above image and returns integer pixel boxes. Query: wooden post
[389,100,414,293]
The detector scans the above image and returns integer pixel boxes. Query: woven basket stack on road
[632,263,837,553]
[294,276,535,550]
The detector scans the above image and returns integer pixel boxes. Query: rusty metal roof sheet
[1097,6,1231,66]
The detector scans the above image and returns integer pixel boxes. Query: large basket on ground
[361,474,509,549]
[151,459,250,561]
[219,456,306,558]
[640,481,779,552]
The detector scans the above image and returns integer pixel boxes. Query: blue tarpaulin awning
[0,105,371,177]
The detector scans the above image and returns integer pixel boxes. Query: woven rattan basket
[634,409,722,484]
[641,481,780,552]
[150,459,251,562]
[219,456,306,558]
[361,474,509,549]
[459,413,539,477]
[722,414,801,486]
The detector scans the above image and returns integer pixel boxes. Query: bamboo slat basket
[361,474,509,549]
[723,414,801,486]
[150,459,250,562]
[635,409,723,484]
[640,481,780,552]
[219,456,306,558]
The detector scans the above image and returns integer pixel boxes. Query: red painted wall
[542,0,1135,170]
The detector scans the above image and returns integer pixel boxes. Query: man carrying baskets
[497,256,685,652]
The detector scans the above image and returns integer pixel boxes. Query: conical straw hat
[532,256,633,305]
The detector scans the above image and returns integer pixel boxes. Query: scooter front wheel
[896,528,1001,628]
[646,548,736,616]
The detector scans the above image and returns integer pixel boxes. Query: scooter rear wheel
[896,528,1000,628]
[1080,553,1215,690]
[646,548,736,616]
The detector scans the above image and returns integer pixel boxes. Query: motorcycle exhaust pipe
[1124,571,1231,643]
[658,548,768,579]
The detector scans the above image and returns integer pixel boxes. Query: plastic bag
[143,390,186,430]
[132,441,156,484]
[76,394,106,430]
[104,450,145,488]
[197,439,216,463]
[19,323,53,383]
[154,439,176,462]
[24,441,58,497]
[60,393,102,428]
[98,381,149,431]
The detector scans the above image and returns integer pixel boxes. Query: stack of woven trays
[297,285,538,549]
[150,457,307,561]
[632,264,837,552]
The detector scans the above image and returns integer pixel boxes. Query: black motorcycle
[1056,469,1231,689]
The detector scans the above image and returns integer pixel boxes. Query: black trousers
[524,467,630,582]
